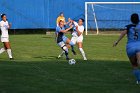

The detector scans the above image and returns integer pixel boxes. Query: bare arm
[56,17,59,25]
[60,25,73,33]
[55,33,58,42]
[113,30,127,47]
[76,26,82,36]
[8,23,11,29]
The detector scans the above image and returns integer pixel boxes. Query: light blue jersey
[55,26,68,43]
[126,24,140,43]
[126,24,140,57]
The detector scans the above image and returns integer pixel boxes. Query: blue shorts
[126,42,140,57]
[62,36,68,43]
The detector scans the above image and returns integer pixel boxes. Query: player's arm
[66,18,71,25]
[60,25,73,33]
[63,17,66,25]
[113,30,127,47]
[71,21,83,36]
[55,32,58,42]
[56,17,60,25]
[76,26,83,36]
[8,23,11,29]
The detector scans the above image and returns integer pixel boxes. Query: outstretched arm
[60,25,73,33]
[113,30,127,47]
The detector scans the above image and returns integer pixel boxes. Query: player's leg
[58,44,71,58]
[77,42,87,60]
[61,45,69,60]
[0,38,6,54]
[129,55,140,84]
[63,36,76,55]
[4,42,13,59]
[58,41,69,60]
[58,51,65,58]
[127,44,140,84]
[135,52,140,84]
[0,46,6,54]
[70,36,77,55]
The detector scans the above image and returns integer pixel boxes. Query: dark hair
[1,14,6,19]
[79,18,85,22]
[60,12,63,15]
[131,13,139,24]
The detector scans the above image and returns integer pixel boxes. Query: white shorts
[71,36,83,45]
[1,37,9,42]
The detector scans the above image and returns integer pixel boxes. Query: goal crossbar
[85,2,140,35]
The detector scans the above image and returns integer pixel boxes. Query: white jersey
[71,22,84,44]
[72,21,84,38]
[0,20,9,38]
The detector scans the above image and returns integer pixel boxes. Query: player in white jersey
[71,18,87,60]
[0,14,13,60]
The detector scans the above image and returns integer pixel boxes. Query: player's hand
[70,25,73,29]
[9,23,12,29]
[113,41,118,47]
[68,18,71,22]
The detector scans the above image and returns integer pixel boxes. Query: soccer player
[56,12,66,26]
[56,20,74,60]
[113,13,140,84]
[71,18,87,60]
[0,14,13,60]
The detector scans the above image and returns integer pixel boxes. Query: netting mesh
[87,3,140,33]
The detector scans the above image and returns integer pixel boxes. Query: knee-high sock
[59,51,65,56]
[70,41,75,51]
[62,46,69,59]
[0,48,6,54]
[79,48,87,60]
[133,69,140,81]
[7,49,13,58]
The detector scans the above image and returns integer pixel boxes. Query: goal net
[85,2,140,35]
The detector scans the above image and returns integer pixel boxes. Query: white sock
[0,48,6,54]
[60,51,65,56]
[7,49,13,58]
[79,48,87,60]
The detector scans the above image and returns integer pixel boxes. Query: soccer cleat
[136,81,140,84]
[66,57,70,60]
[10,58,14,60]
[72,50,76,55]
[84,57,87,61]
[84,58,87,61]
[57,55,61,59]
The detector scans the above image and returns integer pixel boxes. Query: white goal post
[85,2,140,35]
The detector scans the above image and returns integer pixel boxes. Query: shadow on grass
[33,56,59,60]
[42,36,53,39]
[0,59,139,93]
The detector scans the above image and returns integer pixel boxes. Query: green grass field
[0,34,139,93]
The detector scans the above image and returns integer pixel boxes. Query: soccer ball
[68,59,76,65]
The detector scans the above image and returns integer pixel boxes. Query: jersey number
[133,28,138,40]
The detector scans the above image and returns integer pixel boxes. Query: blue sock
[133,69,140,81]
[70,41,74,51]
[70,41,74,46]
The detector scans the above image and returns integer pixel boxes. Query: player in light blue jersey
[55,20,75,60]
[113,13,140,84]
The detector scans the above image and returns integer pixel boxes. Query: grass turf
[0,34,139,93]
